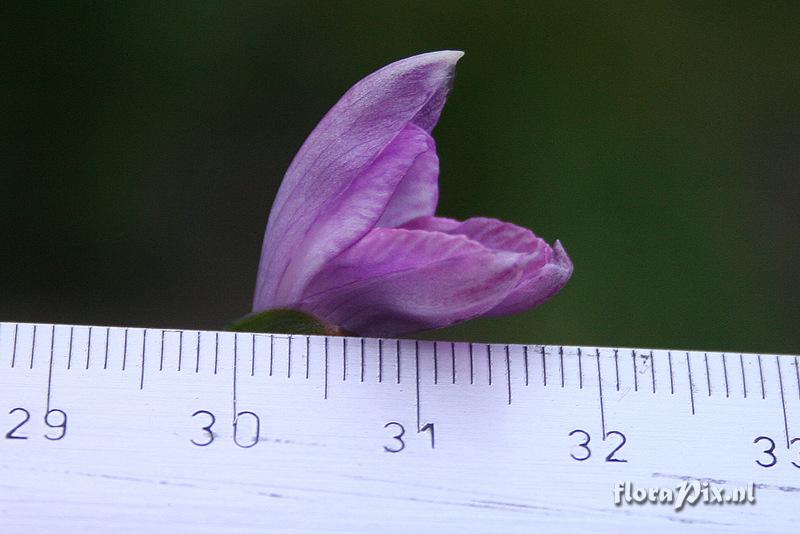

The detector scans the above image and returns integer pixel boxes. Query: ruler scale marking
[342,338,347,381]
[740,354,747,398]
[395,339,400,384]
[67,326,75,370]
[305,336,310,380]
[159,330,164,371]
[103,328,110,370]
[523,345,529,386]
[196,331,201,374]
[596,349,607,440]
[668,351,674,394]
[377,339,383,383]
[45,324,55,412]
[505,345,511,405]
[360,338,365,383]
[122,328,129,371]
[433,343,438,385]
[686,352,696,415]
[487,345,492,385]
[541,346,547,386]
[722,353,729,397]
[10,323,18,368]
[468,343,474,385]
[324,337,329,399]
[776,356,790,449]
[214,332,219,375]
[29,324,37,369]
[414,340,421,431]
[177,331,183,372]
[140,329,147,390]
[252,334,257,378]
[232,333,238,424]
[86,326,92,370]
[268,335,274,377]
[287,335,292,379]
[451,342,456,385]
[649,350,656,393]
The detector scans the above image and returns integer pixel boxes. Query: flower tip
[411,49,464,61]
[436,49,465,61]
[552,239,574,273]
[386,50,464,78]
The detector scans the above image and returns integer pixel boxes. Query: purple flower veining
[253,51,573,337]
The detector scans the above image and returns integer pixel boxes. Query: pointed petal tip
[552,240,573,270]
[376,50,464,82]
[405,49,464,64]
[429,49,465,62]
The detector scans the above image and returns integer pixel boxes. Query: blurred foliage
[2,1,798,353]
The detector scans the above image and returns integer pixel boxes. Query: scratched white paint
[0,322,798,532]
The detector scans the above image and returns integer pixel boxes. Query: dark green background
[3,2,798,353]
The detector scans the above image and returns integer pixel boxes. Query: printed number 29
[4,408,67,441]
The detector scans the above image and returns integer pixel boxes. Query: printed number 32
[569,429,627,463]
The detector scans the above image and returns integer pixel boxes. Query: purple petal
[485,239,573,316]
[297,227,527,336]
[266,124,437,306]
[374,137,439,228]
[402,216,574,316]
[254,51,462,311]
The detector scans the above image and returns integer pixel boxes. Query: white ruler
[0,321,798,532]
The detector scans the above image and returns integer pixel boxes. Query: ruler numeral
[44,409,68,441]
[190,410,262,448]
[233,411,260,449]
[754,436,777,468]
[5,408,30,440]
[605,431,628,463]
[4,408,68,441]
[190,410,215,447]
[383,421,435,453]
[421,423,435,449]
[568,429,591,461]
[753,436,800,469]
[383,422,405,453]
[569,429,628,463]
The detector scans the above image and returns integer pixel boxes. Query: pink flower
[253,51,572,336]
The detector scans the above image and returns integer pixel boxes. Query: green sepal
[225,308,343,336]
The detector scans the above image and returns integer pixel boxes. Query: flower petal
[402,216,574,315]
[297,227,526,336]
[265,124,438,307]
[375,138,439,228]
[254,51,462,310]
[485,239,573,316]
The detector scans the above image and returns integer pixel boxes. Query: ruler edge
[1,320,797,360]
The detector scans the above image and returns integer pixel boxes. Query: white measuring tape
[0,321,797,532]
